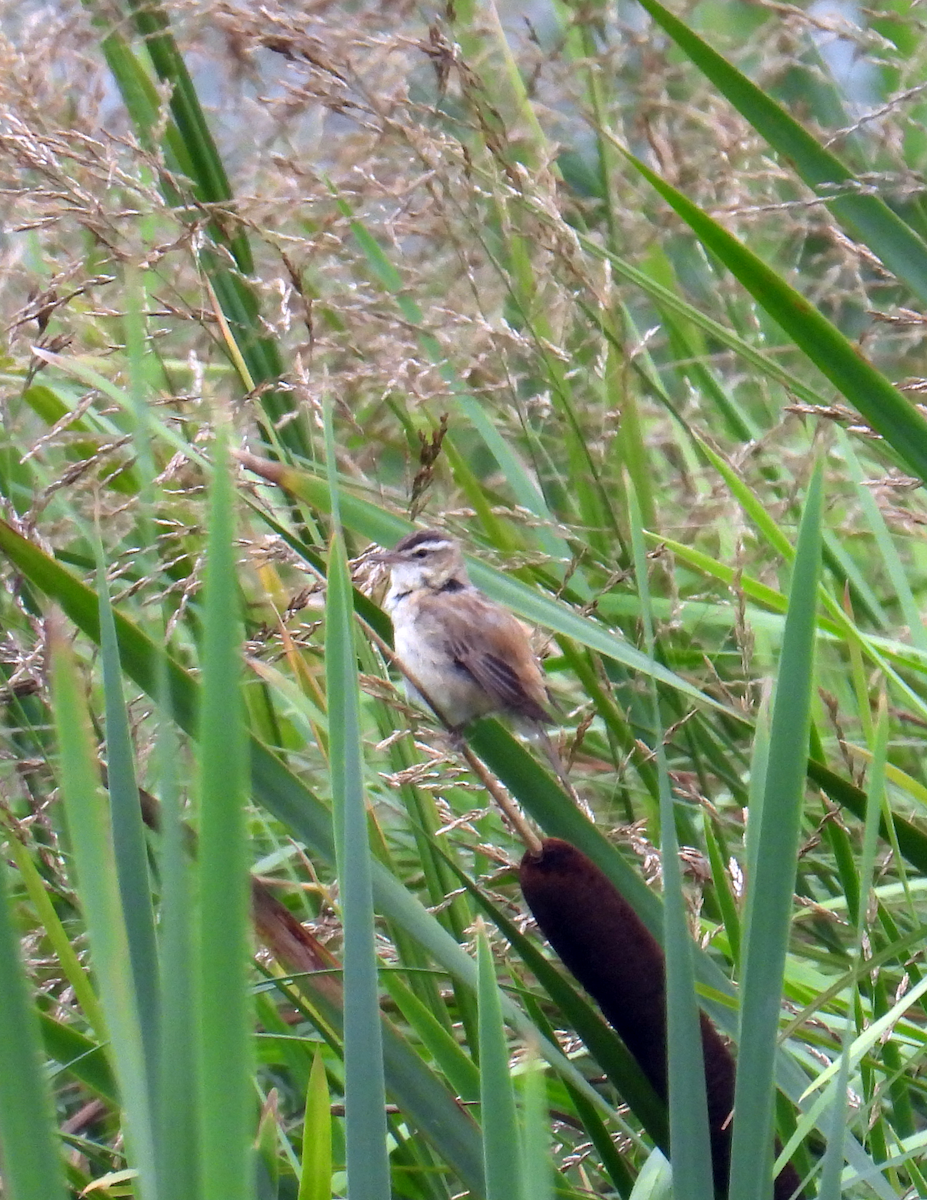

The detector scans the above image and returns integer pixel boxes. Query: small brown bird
[374,529,553,733]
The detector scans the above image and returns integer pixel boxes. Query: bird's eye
[415,548,429,558]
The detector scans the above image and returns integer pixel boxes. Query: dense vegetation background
[2,0,927,1196]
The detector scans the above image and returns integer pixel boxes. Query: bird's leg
[447,726,467,755]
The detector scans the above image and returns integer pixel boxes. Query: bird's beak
[367,547,398,565]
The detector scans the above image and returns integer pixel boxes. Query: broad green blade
[478,933,525,1200]
[156,719,199,1195]
[195,436,253,1200]
[39,1013,117,1103]
[0,856,68,1200]
[297,1051,333,1200]
[326,528,391,1198]
[50,628,159,1200]
[97,550,160,1082]
[729,463,824,1200]
[325,395,390,1200]
[520,1054,554,1200]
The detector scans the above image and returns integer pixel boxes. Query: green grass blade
[325,395,391,1199]
[121,0,239,222]
[39,1013,117,1103]
[478,932,524,1200]
[97,549,160,1080]
[326,530,391,1199]
[453,396,565,557]
[628,477,713,1198]
[3,832,107,1040]
[629,1148,673,1199]
[378,1015,486,1192]
[631,0,927,306]
[297,1051,332,1200]
[269,944,487,1193]
[807,758,927,877]
[29,348,210,469]
[612,145,927,485]
[838,428,927,654]
[728,462,824,1200]
[195,435,253,1200]
[155,718,199,1196]
[818,700,889,1199]
[382,971,481,1103]
[0,855,68,1200]
[520,1052,554,1200]
[574,233,834,414]
[50,626,159,1200]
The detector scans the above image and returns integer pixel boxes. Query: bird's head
[374,530,469,594]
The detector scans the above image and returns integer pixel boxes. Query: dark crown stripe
[392,529,452,553]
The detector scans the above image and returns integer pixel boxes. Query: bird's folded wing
[439,605,551,723]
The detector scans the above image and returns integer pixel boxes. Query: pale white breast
[390,594,492,728]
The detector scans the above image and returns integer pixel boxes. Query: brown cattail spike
[520,838,804,1199]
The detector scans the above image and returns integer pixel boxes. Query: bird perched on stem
[373,529,552,731]
[373,530,579,802]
